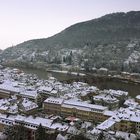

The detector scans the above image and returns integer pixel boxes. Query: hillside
[1,11,140,72]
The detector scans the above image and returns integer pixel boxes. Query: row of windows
[44,103,104,113]
[45,105,60,109]
[61,112,71,115]
[77,112,89,115]
[0,119,50,132]
[76,114,89,118]
[15,121,38,129]
[0,119,13,125]
[136,125,140,129]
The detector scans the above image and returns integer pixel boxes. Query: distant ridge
[1,11,140,72]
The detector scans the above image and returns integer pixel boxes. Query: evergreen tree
[5,125,28,140]
[15,125,28,140]
[4,125,15,140]
[70,133,90,140]
[35,124,46,140]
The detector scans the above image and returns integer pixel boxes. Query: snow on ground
[56,133,67,140]
[48,70,86,76]
[0,132,7,140]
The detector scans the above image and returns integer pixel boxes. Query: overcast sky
[0,0,140,50]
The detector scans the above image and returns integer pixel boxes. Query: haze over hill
[1,11,140,73]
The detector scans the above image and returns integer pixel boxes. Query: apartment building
[43,97,108,122]
[43,97,64,115]
[96,108,140,134]
[0,114,69,140]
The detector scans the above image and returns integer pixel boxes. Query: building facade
[43,97,108,122]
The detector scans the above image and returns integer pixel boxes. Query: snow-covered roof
[124,99,139,108]
[0,80,21,93]
[96,118,116,130]
[90,128,101,135]
[136,95,140,100]
[0,105,8,111]
[64,99,107,112]
[44,97,64,105]
[0,99,10,106]
[93,94,119,103]
[115,131,136,140]
[25,116,53,128]
[50,123,69,131]
[21,98,38,111]
[38,86,53,92]
[20,90,38,99]
[113,108,140,123]
[15,115,26,122]
[103,110,116,117]
[104,89,128,97]
[51,90,58,94]
[62,103,91,112]
[7,104,18,114]
[97,107,140,132]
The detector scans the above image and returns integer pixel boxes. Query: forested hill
[1,11,140,72]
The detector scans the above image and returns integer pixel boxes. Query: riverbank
[18,67,140,98]
[46,69,86,76]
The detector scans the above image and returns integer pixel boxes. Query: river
[22,68,140,98]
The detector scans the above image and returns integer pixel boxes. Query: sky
[0,0,140,50]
